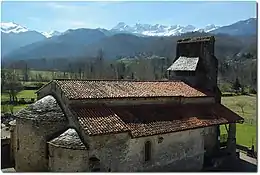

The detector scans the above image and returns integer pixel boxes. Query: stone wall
[37,82,53,100]
[87,129,205,172]
[10,124,16,167]
[123,129,205,172]
[15,118,68,172]
[48,145,89,172]
[87,132,130,172]
[181,97,215,104]
[203,126,218,155]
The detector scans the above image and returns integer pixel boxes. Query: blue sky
[1,1,257,32]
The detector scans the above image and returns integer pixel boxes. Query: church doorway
[89,157,101,172]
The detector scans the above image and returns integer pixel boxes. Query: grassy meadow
[1,90,37,113]
[221,95,257,148]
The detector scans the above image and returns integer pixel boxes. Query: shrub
[18,98,26,104]
[219,82,232,93]
[249,88,257,94]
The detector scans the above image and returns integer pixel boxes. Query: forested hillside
[2,31,257,93]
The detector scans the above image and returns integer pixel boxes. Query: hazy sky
[1,1,257,32]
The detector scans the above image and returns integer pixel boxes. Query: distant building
[11,36,243,172]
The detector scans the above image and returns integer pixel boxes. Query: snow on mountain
[203,24,220,32]
[2,19,252,38]
[1,22,62,38]
[41,31,61,38]
[1,22,29,33]
[111,22,218,36]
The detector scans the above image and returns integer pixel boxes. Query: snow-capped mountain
[1,18,256,58]
[1,22,47,56]
[203,24,219,32]
[111,22,220,36]
[1,22,29,33]
[41,31,61,38]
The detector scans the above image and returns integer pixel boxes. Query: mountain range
[1,18,257,61]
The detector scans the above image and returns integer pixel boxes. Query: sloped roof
[69,106,130,136]
[54,79,208,100]
[48,128,87,150]
[70,103,244,138]
[167,57,199,71]
[15,95,67,122]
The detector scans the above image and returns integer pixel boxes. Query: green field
[1,90,37,113]
[1,90,37,102]
[3,68,70,82]
[221,95,257,148]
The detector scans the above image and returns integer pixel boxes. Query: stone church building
[10,36,244,172]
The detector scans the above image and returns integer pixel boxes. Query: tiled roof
[70,103,244,138]
[48,128,87,150]
[55,80,208,100]
[167,57,199,71]
[69,106,130,136]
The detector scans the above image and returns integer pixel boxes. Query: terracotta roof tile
[69,103,243,138]
[69,106,130,136]
[55,80,207,100]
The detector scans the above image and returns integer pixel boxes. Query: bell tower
[167,36,221,103]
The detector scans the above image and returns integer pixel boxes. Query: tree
[22,63,29,82]
[232,77,241,93]
[2,70,23,104]
[96,49,104,79]
[236,101,246,115]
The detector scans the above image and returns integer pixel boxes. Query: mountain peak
[112,22,203,36]
[203,24,219,32]
[41,31,61,38]
[1,22,29,33]
[112,22,130,31]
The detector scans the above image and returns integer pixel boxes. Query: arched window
[144,141,151,161]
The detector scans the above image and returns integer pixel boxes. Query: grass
[222,95,256,119]
[1,90,37,113]
[1,90,37,102]
[221,95,257,148]
[17,90,37,99]
[1,93,9,102]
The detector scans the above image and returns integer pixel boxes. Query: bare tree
[236,101,247,114]
[3,70,23,104]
